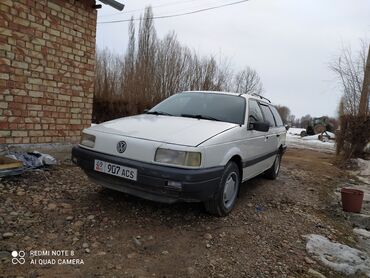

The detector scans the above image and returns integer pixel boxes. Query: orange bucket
[341,188,364,213]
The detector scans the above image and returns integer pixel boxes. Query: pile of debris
[0,156,23,177]
[0,151,56,177]
[317,131,336,142]
[287,128,336,142]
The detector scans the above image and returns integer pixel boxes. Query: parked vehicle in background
[72,91,287,216]
[306,116,335,136]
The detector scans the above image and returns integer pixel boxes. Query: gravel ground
[0,149,361,278]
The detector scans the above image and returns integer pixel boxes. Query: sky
[96,0,370,118]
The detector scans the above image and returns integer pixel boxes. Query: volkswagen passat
[72,91,286,216]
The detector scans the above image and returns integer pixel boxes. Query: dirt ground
[0,148,361,278]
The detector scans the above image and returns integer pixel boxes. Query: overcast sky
[96,0,370,118]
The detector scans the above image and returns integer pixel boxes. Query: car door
[269,105,287,147]
[259,103,278,169]
[242,99,271,180]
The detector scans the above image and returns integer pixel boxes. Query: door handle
[276,134,280,137]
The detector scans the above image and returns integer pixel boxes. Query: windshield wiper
[180,114,220,121]
[145,111,173,116]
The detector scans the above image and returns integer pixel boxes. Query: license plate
[94,159,137,181]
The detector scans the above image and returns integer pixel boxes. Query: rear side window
[260,104,276,127]
[248,100,264,124]
[270,106,284,126]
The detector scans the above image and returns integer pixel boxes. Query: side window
[248,100,264,125]
[270,106,284,126]
[260,104,276,127]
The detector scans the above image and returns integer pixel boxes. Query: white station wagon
[72,91,287,216]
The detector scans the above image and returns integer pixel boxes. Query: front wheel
[204,161,240,216]
[264,152,281,179]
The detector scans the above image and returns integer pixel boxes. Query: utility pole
[359,45,370,116]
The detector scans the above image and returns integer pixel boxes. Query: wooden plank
[0,156,23,170]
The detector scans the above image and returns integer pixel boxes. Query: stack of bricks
[0,0,97,144]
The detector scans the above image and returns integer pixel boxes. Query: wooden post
[359,45,370,116]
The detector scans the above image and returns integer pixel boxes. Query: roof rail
[250,93,271,103]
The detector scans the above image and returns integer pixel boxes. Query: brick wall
[0,0,97,144]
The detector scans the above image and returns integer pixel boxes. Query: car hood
[89,114,238,147]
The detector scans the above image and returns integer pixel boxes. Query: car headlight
[155,148,201,167]
[80,132,95,148]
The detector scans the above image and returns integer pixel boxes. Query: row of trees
[94,7,263,122]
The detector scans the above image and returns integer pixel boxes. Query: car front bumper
[72,146,224,204]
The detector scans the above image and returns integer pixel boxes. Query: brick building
[0,0,98,145]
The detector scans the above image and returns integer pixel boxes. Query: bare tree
[233,66,263,95]
[130,6,158,113]
[94,48,123,100]
[331,41,370,159]
[330,41,369,116]
[275,105,290,124]
[287,114,296,126]
[300,114,312,129]
[122,18,136,105]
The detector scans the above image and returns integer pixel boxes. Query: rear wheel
[264,152,281,179]
[204,161,240,216]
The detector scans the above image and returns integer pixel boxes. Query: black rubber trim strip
[242,150,279,168]
[72,146,224,182]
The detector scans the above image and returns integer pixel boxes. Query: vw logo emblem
[116,141,127,153]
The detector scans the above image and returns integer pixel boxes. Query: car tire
[204,161,240,216]
[264,152,282,180]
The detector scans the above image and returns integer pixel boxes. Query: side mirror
[143,109,149,113]
[249,121,270,132]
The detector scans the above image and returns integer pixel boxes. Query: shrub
[336,115,370,159]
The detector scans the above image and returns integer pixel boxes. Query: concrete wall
[0,0,97,145]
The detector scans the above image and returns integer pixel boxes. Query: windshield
[148,92,246,125]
